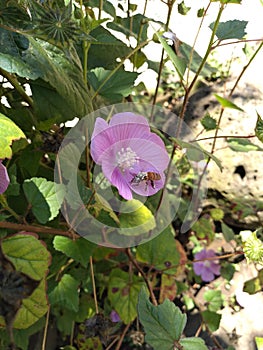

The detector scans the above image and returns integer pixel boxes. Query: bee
[131,171,161,190]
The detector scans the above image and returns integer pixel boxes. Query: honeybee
[131,171,161,190]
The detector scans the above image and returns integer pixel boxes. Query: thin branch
[42,304,50,350]
[90,255,99,314]
[0,68,34,108]
[0,221,78,239]
[115,323,130,350]
[126,248,157,306]
[194,134,256,142]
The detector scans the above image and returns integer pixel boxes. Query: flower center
[204,260,211,268]
[116,147,138,172]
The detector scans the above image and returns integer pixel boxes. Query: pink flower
[193,249,221,282]
[0,161,10,194]
[90,113,169,200]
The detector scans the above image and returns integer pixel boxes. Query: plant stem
[229,40,263,97]
[151,0,174,121]
[99,0,103,20]
[91,39,150,100]
[0,195,21,221]
[0,221,78,238]
[126,248,157,306]
[41,305,50,350]
[0,68,34,108]
[90,255,99,314]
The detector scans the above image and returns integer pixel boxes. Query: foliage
[0,0,263,349]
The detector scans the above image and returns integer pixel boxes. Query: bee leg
[150,180,155,189]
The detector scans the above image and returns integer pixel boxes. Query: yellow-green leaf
[0,113,26,159]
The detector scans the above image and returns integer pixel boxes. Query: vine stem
[0,195,21,221]
[0,221,78,239]
[126,248,157,306]
[114,323,130,350]
[0,68,34,108]
[150,0,175,121]
[91,39,150,100]
[194,40,263,207]
[90,255,99,314]
[194,134,256,142]
[41,304,50,350]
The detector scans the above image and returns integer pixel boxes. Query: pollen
[116,147,138,172]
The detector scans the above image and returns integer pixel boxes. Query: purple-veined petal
[106,121,150,143]
[109,112,150,129]
[90,119,113,163]
[127,138,169,172]
[110,167,133,200]
[0,161,10,194]
[90,113,170,200]
[129,171,165,197]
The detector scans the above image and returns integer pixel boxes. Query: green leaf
[255,111,263,143]
[210,208,224,221]
[180,337,208,350]
[119,199,155,236]
[53,236,96,267]
[197,8,205,17]
[0,113,26,159]
[26,38,93,121]
[155,30,186,80]
[220,263,235,281]
[227,138,263,152]
[173,138,223,171]
[88,67,138,103]
[107,13,149,42]
[192,217,215,239]
[1,233,51,328]
[243,269,263,294]
[0,29,40,79]
[1,233,51,280]
[214,94,244,111]
[201,310,221,332]
[255,336,263,350]
[204,290,223,312]
[178,1,191,15]
[23,177,65,224]
[49,274,79,312]
[108,269,144,324]
[201,114,217,131]
[138,286,187,349]
[136,227,180,274]
[180,43,216,76]
[209,20,248,40]
[88,26,131,70]
[221,222,235,242]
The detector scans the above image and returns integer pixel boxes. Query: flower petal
[127,138,169,172]
[129,171,165,197]
[209,262,221,275]
[195,249,208,260]
[110,112,150,129]
[193,261,204,275]
[90,118,114,163]
[110,167,133,200]
[0,162,10,194]
[201,267,215,282]
[107,120,150,143]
